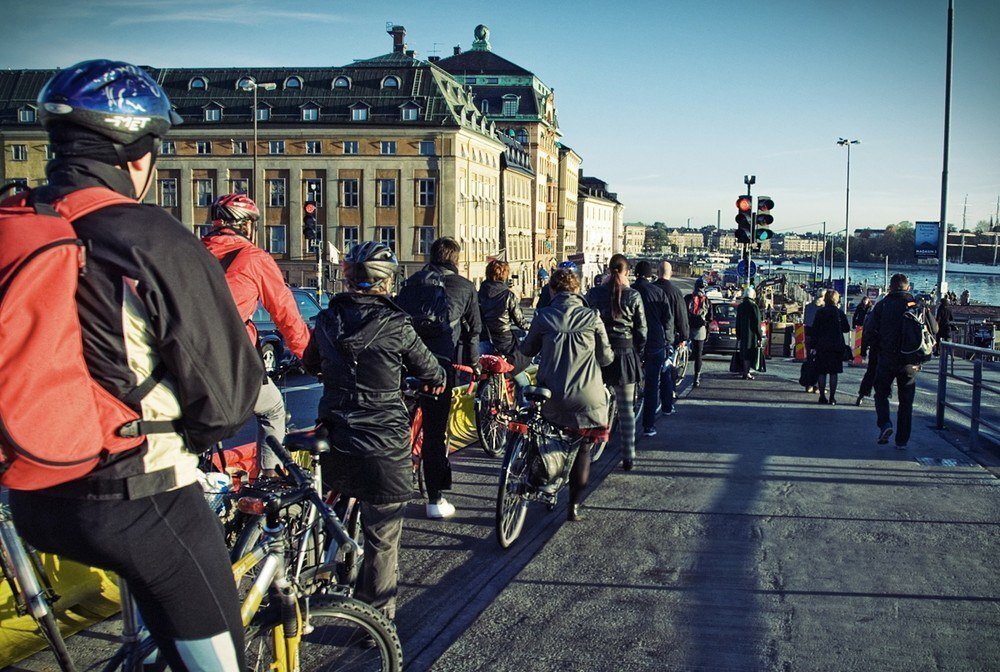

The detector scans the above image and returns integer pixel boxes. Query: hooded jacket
[303,293,444,503]
[478,280,528,350]
[520,293,614,429]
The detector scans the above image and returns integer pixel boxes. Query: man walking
[863,274,937,449]
[653,261,689,414]
[632,261,670,436]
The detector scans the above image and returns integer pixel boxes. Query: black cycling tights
[11,483,245,671]
[691,339,706,376]
[568,443,592,505]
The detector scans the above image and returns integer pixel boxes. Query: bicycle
[495,385,610,548]
[474,354,519,458]
[670,341,690,383]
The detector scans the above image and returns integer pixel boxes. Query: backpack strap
[219,249,242,273]
[50,186,135,223]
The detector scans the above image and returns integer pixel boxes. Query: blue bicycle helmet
[38,60,181,145]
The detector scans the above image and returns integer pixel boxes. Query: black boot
[818,392,829,404]
[567,504,584,522]
[622,457,634,471]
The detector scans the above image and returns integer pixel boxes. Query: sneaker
[877,427,894,445]
[894,443,907,451]
[693,377,701,388]
[664,407,676,416]
[426,497,456,519]
[855,396,864,407]
[643,427,657,437]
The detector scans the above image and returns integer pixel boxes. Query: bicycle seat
[522,386,552,403]
[285,431,330,455]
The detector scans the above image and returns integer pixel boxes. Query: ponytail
[607,253,629,319]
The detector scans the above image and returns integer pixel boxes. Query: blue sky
[3,0,997,234]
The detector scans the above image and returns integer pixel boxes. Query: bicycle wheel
[592,389,616,463]
[476,374,508,458]
[674,346,690,381]
[410,408,426,499]
[496,434,530,548]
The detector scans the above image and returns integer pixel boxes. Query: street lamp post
[837,138,860,312]
[241,80,277,246]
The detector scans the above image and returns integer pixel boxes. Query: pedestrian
[684,277,714,388]
[812,290,851,405]
[855,310,880,406]
[304,242,446,622]
[395,237,482,519]
[537,260,578,310]
[585,254,647,471]
[6,60,262,671]
[478,259,530,373]
[202,193,311,478]
[863,273,938,449]
[521,268,614,520]
[632,261,670,437]
[960,289,970,306]
[801,292,825,392]
[735,287,764,380]
[653,261,690,414]
[853,296,873,329]
[935,296,954,353]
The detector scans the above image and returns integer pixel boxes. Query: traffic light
[735,195,753,243]
[755,196,774,242]
[303,201,317,241]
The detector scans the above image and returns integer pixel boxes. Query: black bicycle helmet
[343,241,397,290]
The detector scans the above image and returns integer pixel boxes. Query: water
[769,261,1000,305]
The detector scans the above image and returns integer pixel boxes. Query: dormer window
[400,101,420,122]
[237,76,255,90]
[333,76,351,90]
[18,106,36,123]
[502,94,519,117]
[350,102,370,122]
[301,103,320,122]
[189,76,208,90]
[256,103,271,121]
[203,103,223,122]
[381,76,400,90]
[284,76,303,90]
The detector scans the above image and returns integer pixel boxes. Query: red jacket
[202,230,311,359]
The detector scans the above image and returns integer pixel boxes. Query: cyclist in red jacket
[202,194,311,475]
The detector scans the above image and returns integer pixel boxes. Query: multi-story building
[438,24,562,274]
[577,173,619,287]
[779,235,825,255]
[0,26,505,287]
[623,223,646,256]
[556,143,581,261]
[499,132,534,298]
[666,229,708,254]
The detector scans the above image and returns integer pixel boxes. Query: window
[302,107,319,122]
[256,106,270,121]
[8,177,28,191]
[159,179,177,207]
[11,145,27,161]
[333,76,351,89]
[480,99,490,114]
[342,226,360,251]
[343,141,359,155]
[196,141,212,155]
[304,178,323,207]
[417,227,434,255]
[269,140,285,155]
[45,144,55,160]
[19,107,35,123]
[204,107,221,122]
[380,141,396,155]
[377,226,396,252]
[515,128,528,146]
[189,76,208,90]
[232,140,248,155]
[268,178,286,207]
[305,140,322,155]
[160,140,176,155]
[417,179,436,207]
[351,107,368,122]
[194,179,214,207]
[401,106,418,121]
[284,76,303,89]
[419,140,435,156]
[237,77,254,90]
[195,224,212,239]
[382,76,400,89]
[502,95,519,116]
[341,179,359,208]
[377,179,396,208]
[267,226,286,254]
[230,178,249,195]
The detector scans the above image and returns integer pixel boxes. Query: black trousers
[10,483,245,671]
[420,366,455,498]
[691,339,706,376]
[874,362,919,446]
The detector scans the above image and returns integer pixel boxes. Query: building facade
[499,132,534,298]
[556,144,581,261]
[577,173,618,287]
[779,235,825,255]
[623,223,646,256]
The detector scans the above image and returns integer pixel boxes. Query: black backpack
[900,303,935,364]
[396,268,454,340]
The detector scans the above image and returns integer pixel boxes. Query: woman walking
[585,254,647,471]
[735,287,764,380]
[812,289,851,405]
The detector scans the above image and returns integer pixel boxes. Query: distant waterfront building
[623,223,646,256]
[779,235,825,255]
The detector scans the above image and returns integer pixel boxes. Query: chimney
[428,56,440,63]
[405,50,415,57]
[453,45,462,56]
[387,24,406,53]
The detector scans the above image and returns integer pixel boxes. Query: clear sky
[2,0,997,235]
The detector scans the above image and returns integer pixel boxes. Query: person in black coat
[935,297,954,354]
[653,260,690,412]
[811,289,850,405]
[632,260,670,436]
[853,296,873,329]
[303,242,445,621]
[479,259,530,373]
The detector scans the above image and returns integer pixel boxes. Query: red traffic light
[736,196,752,212]
[303,202,317,215]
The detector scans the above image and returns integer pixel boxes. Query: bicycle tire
[245,597,402,672]
[476,375,508,458]
[675,346,690,381]
[496,434,530,548]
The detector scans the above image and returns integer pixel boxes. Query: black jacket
[408,262,482,366]
[813,304,850,353]
[653,279,691,346]
[585,282,647,352]
[632,278,670,354]
[478,280,528,350]
[29,158,263,492]
[864,291,938,368]
[303,293,445,504]
[936,303,953,340]
[852,302,872,329]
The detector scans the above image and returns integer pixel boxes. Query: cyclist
[303,242,445,621]
[536,260,579,310]
[8,60,260,671]
[478,258,530,373]
[202,193,310,476]
[586,254,647,471]
[521,268,613,521]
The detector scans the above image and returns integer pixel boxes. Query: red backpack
[0,185,161,490]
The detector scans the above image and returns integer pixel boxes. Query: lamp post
[837,138,860,312]
[241,80,277,246]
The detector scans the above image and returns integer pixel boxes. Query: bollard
[852,327,863,366]
[794,323,806,361]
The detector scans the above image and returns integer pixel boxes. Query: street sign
[736,259,757,278]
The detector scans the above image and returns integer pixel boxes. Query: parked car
[704,300,739,355]
[252,288,322,374]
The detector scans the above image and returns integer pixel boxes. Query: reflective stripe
[174,631,242,672]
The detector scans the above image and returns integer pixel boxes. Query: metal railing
[936,341,1000,449]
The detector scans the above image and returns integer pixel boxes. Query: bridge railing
[936,341,1000,449]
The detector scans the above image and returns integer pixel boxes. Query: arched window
[514,128,528,146]
[237,76,255,90]
[332,76,351,89]
[480,99,490,114]
[502,94,519,117]
[188,76,208,90]
[381,75,400,90]
[284,76,303,90]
